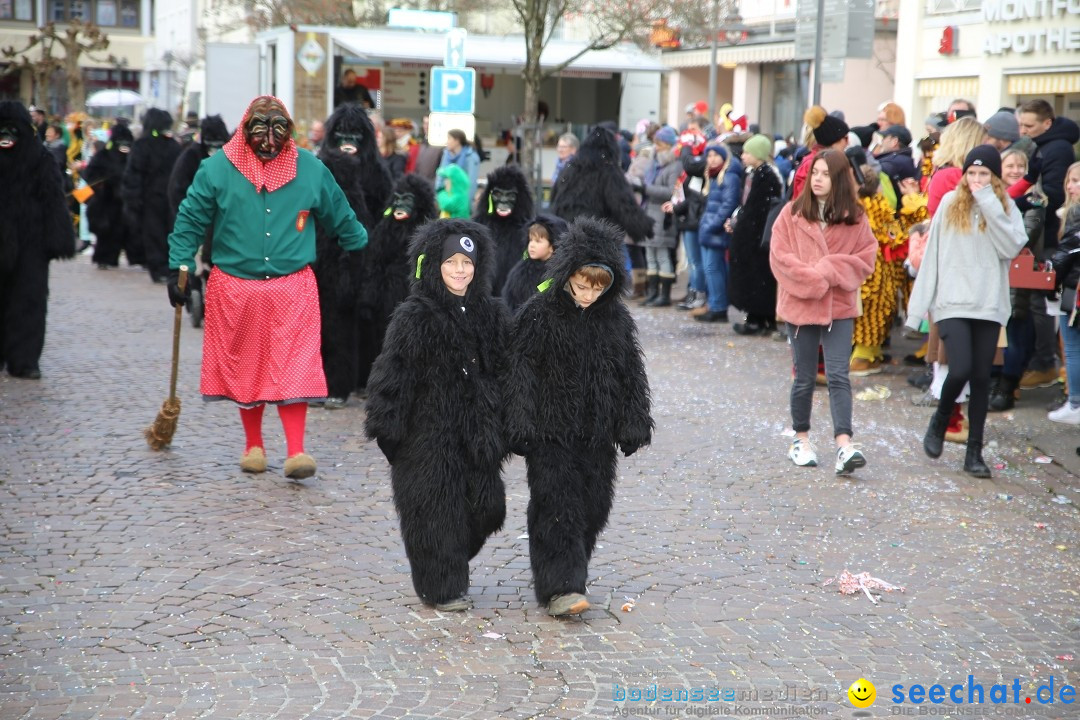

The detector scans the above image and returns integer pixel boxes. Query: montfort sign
[981,0,1080,54]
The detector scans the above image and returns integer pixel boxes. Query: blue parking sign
[430,67,475,114]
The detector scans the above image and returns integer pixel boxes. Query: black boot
[639,275,659,305]
[646,277,673,307]
[676,288,698,311]
[963,440,991,478]
[923,410,950,459]
[989,375,1017,412]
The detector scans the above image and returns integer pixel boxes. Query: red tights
[238,402,307,457]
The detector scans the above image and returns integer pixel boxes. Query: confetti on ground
[824,570,906,605]
[1052,496,1073,505]
[1056,655,1074,661]
[1035,456,1053,464]
[481,632,504,639]
[855,385,891,401]
[1036,523,1047,529]
[621,598,637,613]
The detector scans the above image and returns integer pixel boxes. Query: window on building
[96,0,115,25]
[0,0,35,20]
[46,0,138,26]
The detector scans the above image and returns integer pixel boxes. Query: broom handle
[168,266,188,402]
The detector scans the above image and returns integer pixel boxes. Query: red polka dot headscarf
[223,95,299,192]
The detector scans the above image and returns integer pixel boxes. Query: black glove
[621,442,640,458]
[167,269,191,308]
[1023,154,1042,185]
[376,437,399,464]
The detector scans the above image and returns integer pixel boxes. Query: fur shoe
[240,447,267,474]
[284,453,317,479]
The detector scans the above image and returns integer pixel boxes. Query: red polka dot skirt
[200,266,327,405]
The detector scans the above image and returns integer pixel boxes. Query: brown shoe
[240,447,267,474]
[849,357,883,377]
[689,304,710,317]
[284,453,317,479]
[1020,367,1060,389]
[548,592,590,616]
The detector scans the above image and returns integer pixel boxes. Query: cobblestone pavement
[1,256,1078,720]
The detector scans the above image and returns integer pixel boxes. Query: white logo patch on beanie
[459,236,475,253]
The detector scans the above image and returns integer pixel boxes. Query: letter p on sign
[430,67,476,114]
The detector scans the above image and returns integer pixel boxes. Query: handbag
[1009,248,1055,290]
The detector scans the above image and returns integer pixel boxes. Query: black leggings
[936,318,1001,444]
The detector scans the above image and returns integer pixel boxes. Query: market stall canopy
[86,89,145,107]
[319,26,668,74]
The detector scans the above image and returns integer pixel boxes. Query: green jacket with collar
[168,148,367,279]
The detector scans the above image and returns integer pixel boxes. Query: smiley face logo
[848,678,876,708]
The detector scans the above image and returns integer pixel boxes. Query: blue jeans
[1061,313,1080,405]
[682,230,706,293]
[701,245,728,312]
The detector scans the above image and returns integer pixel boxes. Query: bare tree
[509,0,668,182]
[2,20,110,113]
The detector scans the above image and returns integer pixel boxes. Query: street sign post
[445,28,467,68]
[427,112,476,146]
[430,67,476,114]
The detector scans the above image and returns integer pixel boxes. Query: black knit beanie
[962,144,1002,179]
[441,233,478,263]
[815,114,849,147]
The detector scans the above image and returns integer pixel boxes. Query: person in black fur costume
[728,137,784,335]
[0,101,75,379]
[314,103,392,407]
[505,217,653,616]
[549,127,653,245]
[501,212,566,313]
[122,108,182,283]
[360,174,438,378]
[472,164,534,295]
[84,122,135,269]
[365,219,510,611]
[166,115,230,326]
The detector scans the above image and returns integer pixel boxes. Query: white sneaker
[835,445,867,475]
[1048,402,1080,424]
[788,438,818,467]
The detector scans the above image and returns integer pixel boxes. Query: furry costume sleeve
[613,304,654,454]
[364,298,422,446]
[39,145,76,261]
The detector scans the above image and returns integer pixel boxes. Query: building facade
[895,0,1080,125]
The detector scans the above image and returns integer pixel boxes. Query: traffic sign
[445,28,467,68]
[428,112,476,146]
[430,67,476,114]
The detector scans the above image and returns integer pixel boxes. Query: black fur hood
[576,127,621,169]
[109,123,134,145]
[385,173,437,223]
[531,213,568,247]
[320,103,378,162]
[141,108,173,136]
[475,164,534,221]
[0,101,39,168]
[199,115,229,145]
[409,218,496,303]
[544,217,628,302]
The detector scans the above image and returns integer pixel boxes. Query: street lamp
[109,54,128,96]
[162,51,174,113]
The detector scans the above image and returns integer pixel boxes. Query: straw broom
[145,265,188,450]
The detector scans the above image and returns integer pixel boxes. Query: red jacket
[769,204,877,327]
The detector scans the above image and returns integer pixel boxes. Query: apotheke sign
[982,0,1080,54]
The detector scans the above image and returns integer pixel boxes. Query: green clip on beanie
[743,134,773,163]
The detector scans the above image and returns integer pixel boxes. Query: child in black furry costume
[500,213,566,313]
[166,115,230,326]
[550,127,653,244]
[84,122,135,268]
[505,217,653,615]
[360,174,438,374]
[314,103,392,406]
[121,108,182,283]
[365,219,510,611]
[0,101,75,379]
[472,164,534,295]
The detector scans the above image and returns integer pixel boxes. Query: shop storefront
[895,0,1080,128]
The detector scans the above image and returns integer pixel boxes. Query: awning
[1008,72,1080,95]
[661,42,796,68]
[917,77,979,98]
[323,26,667,74]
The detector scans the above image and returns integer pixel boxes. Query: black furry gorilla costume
[360,174,438,371]
[505,217,653,607]
[500,212,567,314]
[365,219,510,607]
[549,127,653,244]
[166,115,230,325]
[121,108,182,282]
[0,101,75,378]
[314,103,392,404]
[472,164,533,295]
[84,122,135,268]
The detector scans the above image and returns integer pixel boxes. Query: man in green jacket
[167,95,369,479]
